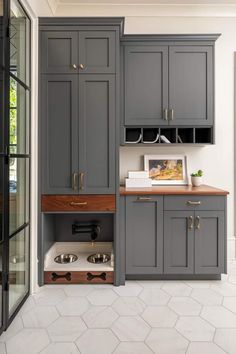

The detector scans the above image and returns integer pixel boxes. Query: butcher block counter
[120,184,229,196]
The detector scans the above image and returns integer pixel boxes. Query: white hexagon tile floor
[3,263,236,353]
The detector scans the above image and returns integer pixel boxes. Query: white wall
[120,16,236,258]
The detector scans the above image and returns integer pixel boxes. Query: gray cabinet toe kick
[120,194,227,282]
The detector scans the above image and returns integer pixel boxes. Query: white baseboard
[228,237,236,261]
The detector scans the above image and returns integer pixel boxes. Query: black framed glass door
[0,0,30,333]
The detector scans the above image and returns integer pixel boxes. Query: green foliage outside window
[10,77,17,147]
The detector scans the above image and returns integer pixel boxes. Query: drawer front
[164,195,225,211]
[42,195,116,212]
[44,271,113,284]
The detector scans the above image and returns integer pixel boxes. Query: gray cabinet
[124,46,168,126]
[125,196,163,275]
[122,37,217,128]
[78,75,115,193]
[41,32,78,74]
[41,30,116,74]
[164,209,225,275]
[164,211,194,274]
[79,31,116,74]
[41,75,78,194]
[41,74,116,194]
[122,194,226,278]
[195,211,224,274]
[169,46,213,126]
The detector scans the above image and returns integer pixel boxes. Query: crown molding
[47,0,59,14]
[54,4,236,17]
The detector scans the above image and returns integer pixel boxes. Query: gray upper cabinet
[169,46,213,126]
[41,75,79,194]
[41,30,116,75]
[78,75,115,193]
[126,196,163,275]
[164,211,194,274]
[195,211,224,274]
[124,46,168,126]
[41,32,78,74]
[122,35,218,129]
[78,31,116,74]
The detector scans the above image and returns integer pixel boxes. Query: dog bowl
[87,253,111,264]
[54,254,78,264]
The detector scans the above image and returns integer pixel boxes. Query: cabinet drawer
[41,195,116,212]
[164,195,225,211]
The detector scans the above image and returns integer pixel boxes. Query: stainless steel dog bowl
[87,253,111,264]
[54,254,78,264]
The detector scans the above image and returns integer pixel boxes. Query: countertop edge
[119,185,229,196]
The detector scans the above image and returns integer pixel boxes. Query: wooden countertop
[120,185,229,196]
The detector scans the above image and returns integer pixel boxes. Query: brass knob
[79,63,85,70]
[72,64,77,69]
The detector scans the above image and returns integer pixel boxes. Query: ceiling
[26,0,236,17]
[57,0,236,3]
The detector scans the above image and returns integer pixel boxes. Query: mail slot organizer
[122,127,213,145]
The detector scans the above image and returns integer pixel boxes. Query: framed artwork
[144,155,188,185]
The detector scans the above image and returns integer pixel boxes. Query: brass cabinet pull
[195,216,200,229]
[79,172,84,190]
[169,109,174,121]
[79,63,85,70]
[187,200,201,206]
[70,201,88,206]
[72,64,77,69]
[136,197,152,202]
[188,216,194,229]
[163,108,168,121]
[72,172,78,191]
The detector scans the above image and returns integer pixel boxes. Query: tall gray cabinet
[39,19,122,194]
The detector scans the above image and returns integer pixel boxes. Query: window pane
[10,77,29,154]
[9,227,29,316]
[9,157,29,235]
[10,0,30,86]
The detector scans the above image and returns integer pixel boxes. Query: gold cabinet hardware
[169,109,174,121]
[187,201,201,206]
[163,108,168,121]
[188,216,194,229]
[79,63,85,70]
[72,64,77,69]
[195,216,200,229]
[79,172,84,190]
[70,201,88,206]
[72,172,78,191]
[136,197,152,202]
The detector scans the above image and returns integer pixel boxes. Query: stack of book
[125,171,152,188]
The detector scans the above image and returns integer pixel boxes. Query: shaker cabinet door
[41,75,79,194]
[78,74,116,194]
[41,32,78,74]
[78,31,116,74]
[124,46,168,126]
[126,196,163,275]
[164,211,194,274]
[168,46,213,126]
[195,211,225,274]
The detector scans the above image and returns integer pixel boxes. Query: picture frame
[144,155,188,185]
